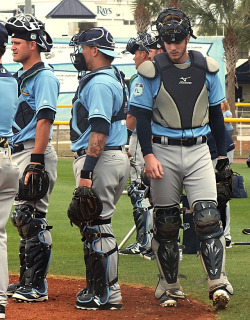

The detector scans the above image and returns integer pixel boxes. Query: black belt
[152,136,207,147]
[12,143,24,154]
[76,146,122,157]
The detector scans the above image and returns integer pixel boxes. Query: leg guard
[128,183,153,248]
[193,201,233,298]
[152,205,185,300]
[24,229,52,290]
[133,206,153,248]
[11,205,52,290]
[77,221,120,306]
[19,239,26,286]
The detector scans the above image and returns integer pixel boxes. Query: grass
[6,159,250,319]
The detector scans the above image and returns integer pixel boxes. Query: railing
[53,104,250,159]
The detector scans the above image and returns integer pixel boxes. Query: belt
[152,136,207,147]
[76,146,122,158]
[12,143,24,154]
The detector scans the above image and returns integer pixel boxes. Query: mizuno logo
[179,76,192,84]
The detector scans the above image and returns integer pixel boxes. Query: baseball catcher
[215,158,233,212]
[67,186,103,227]
[17,164,50,201]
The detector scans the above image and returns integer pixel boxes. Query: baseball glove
[17,164,50,201]
[215,158,233,212]
[67,186,103,227]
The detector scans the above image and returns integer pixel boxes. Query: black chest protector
[70,66,128,142]
[153,50,209,129]
[12,62,48,134]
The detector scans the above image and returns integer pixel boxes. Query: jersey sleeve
[34,71,60,113]
[129,75,156,111]
[206,72,225,106]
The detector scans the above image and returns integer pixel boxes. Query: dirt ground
[6,275,216,320]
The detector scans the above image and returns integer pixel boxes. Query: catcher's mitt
[17,164,49,201]
[215,158,233,212]
[67,186,103,227]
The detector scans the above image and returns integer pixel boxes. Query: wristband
[30,153,45,165]
[80,170,93,180]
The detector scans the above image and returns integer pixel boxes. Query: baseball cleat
[76,288,122,310]
[0,305,5,319]
[119,242,140,255]
[166,288,186,300]
[212,289,230,310]
[7,282,20,297]
[160,294,177,307]
[76,300,122,310]
[12,286,48,302]
[140,248,156,260]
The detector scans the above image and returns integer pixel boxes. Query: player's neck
[22,55,42,71]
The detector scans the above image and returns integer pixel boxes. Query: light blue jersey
[0,65,17,138]
[71,68,128,152]
[11,63,60,144]
[130,57,225,138]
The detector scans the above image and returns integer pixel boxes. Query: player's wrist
[30,153,45,165]
[80,170,93,180]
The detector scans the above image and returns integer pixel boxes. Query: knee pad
[193,201,223,241]
[154,205,182,243]
[11,205,52,239]
[82,224,118,305]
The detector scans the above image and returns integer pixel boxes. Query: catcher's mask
[123,32,155,55]
[152,7,196,44]
[69,27,119,72]
[5,13,53,52]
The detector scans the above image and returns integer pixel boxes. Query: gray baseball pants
[151,142,217,207]
[13,140,58,214]
[0,148,19,306]
[73,148,130,304]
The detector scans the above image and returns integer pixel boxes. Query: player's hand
[144,154,164,179]
[24,162,41,185]
[79,178,92,188]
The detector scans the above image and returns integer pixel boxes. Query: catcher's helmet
[246,156,250,167]
[69,27,119,72]
[123,32,149,55]
[152,7,196,43]
[5,14,53,52]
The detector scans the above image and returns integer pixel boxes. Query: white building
[0,0,139,38]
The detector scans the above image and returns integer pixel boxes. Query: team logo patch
[30,33,37,40]
[133,83,144,97]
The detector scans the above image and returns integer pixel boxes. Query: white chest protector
[137,50,219,129]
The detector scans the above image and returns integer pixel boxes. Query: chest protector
[70,66,128,142]
[13,62,49,134]
[151,50,218,129]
